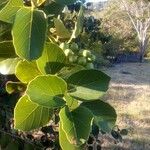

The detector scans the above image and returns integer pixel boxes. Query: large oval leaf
[0,41,16,59]
[81,100,117,133]
[12,7,47,60]
[0,0,23,23]
[59,122,84,150]
[67,69,111,101]
[26,75,67,108]
[14,95,53,131]
[0,58,20,75]
[16,60,42,83]
[59,106,93,146]
[37,42,66,74]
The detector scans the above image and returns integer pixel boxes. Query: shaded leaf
[0,0,8,10]
[14,95,53,131]
[12,7,47,60]
[54,18,71,39]
[43,2,64,16]
[67,69,110,101]
[81,100,117,132]
[37,42,66,74]
[26,75,66,108]
[59,122,84,150]
[58,65,85,80]
[59,106,93,145]
[69,6,84,42]
[0,41,16,58]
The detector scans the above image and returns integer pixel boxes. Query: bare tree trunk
[139,38,149,63]
[139,44,144,63]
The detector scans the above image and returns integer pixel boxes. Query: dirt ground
[101,62,150,150]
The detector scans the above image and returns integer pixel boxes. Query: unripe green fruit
[70,43,78,50]
[59,43,69,50]
[88,54,96,62]
[82,50,92,57]
[86,63,94,69]
[77,57,87,65]
[68,55,78,63]
[64,49,74,57]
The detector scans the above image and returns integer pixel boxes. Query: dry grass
[101,63,150,150]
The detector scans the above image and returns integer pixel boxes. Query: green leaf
[42,2,64,16]
[32,0,46,7]
[14,95,53,131]
[69,6,84,42]
[59,122,84,150]
[36,42,66,74]
[6,81,26,94]
[0,0,23,23]
[67,69,110,101]
[0,0,8,11]
[81,100,117,133]
[53,0,77,5]
[58,65,85,80]
[0,58,20,75]
[54,18,71,39]
[0,41,16,59]
[26,75,66,108]
[12,7,47,60]
[64,94,78,110]
[16,60,41,83]
[59,106,93,145]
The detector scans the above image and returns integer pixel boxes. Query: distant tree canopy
[100,0,150,62]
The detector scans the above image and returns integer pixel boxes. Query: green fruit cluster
[60,42,96,69]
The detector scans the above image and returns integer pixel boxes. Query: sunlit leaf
[0,58,20,75]
[14,95,53,131]
[16,60,41,83]
[0,0,23,23]
[26,75,67,108]
[12,7,47,60]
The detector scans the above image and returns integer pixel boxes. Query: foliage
[100,0,150,62]
[0,0,116,149]
[100,0,138,54]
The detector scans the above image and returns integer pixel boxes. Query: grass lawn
[101,62,150,150]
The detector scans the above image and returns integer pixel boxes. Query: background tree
[121,0,150,62]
